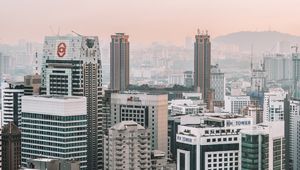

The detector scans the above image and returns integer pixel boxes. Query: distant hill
[213,31,300,54]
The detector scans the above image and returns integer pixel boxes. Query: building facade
[0,82,24,127]
[242,104,263,124]
[194,30,211,101]
[104,121,151,170]
[240,122,285,170]
[176,114,253,170]
[169,99,203,116]
[251,67,266,92]
[21,96,87,169]
[110,33,130,91]
[24,74,41,95]
[210,64,225,106]
[287,98,300,170]
[2,122,21,170]
[26,158,80,170]
[263,88,286,122]
[224,95,251,114]
[40,35,103,169]
[110,92,168,154]
[183,71,193,88]
[0,54,10,82]
[263,54,293,82]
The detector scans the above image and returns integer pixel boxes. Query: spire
[250,44,253,71]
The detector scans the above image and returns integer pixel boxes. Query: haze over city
[1,1,300,170]
[1,0,300,45]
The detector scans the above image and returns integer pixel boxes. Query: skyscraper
[194,30,211,101]
[210,64,225,106]
[110,33,130,91]
[0,54,10,82]
[41,35,103,169]
[21,95,87,169]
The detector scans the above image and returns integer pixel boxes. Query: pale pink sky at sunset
[1,0,300,45]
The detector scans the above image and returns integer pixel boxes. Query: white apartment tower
[110,92,168,154]
[263,88,286,122]
[41,35,103,169]
[21,96,87,169]
[104,121,151,170]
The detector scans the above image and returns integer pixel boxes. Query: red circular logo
[57,42,66,57]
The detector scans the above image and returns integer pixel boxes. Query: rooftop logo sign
[57,42,66,57]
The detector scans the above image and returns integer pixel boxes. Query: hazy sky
[1,0,300,45]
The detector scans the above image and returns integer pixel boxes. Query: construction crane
[292,45,298,53]
[72,30,83,37]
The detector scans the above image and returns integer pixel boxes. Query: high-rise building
[2,122,21,170]
[104,121,151,170]
[176,113,253,170]
[287,98,300,170]
[110,92,168,154]
[251,67,266,92]
[210,64,225,106]
[292,53,300,99]
[240,121,285,170]
[168,116,181,161]
[263,54,293,82]
[286,52,300,170]
[263,88,286,122]
[183,71,194,88]
[40,35,103,169]
[0,54,10,82]
[110,33,129,91]
[0,127,2,170]
[194,30,211,101]
[21,95,87,169]
[0,82,24,127]
[102,89,119,132]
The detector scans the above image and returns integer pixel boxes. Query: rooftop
[111,121,145,131]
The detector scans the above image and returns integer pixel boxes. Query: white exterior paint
[224,95,251,114]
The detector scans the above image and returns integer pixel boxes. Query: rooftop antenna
[292,45,298,54]
[72,30,83,37]
[251,44,253,71]
[57,27,60,36]
[197,28,200,35]
[49,26,55,36]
